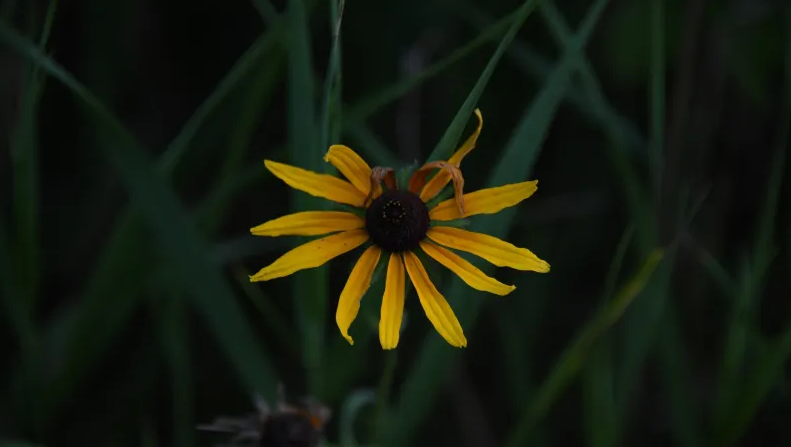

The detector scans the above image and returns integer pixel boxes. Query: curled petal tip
[342,333,355,345]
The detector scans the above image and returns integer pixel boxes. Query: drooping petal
[402,250,467,348]
[379,252,405,350]
[324,145,374,195]
[265,159,366,207]
[250,229,369,282]
[419,241,515,296]
[429,181,538,221]
[363,167,395,207]
[251,211,364,237]
[336,246,382,345]
[419,109,483,202]
[427,226,550,273]
[410,161,466,215]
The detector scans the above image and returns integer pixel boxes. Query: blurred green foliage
[1,0,790,446]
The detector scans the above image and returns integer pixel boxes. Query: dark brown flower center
[365,190,430,252]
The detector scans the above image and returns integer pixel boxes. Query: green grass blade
[201,54,284,234]
[9,0,57,317]
[320,0,344,150]
[380,3,611,444]
[232,266,301,357]
[454,0,646,155]
[0,19,279,403]
[714,320,791,447]
[658,305,701,447]
[537,1,642,158]
[582,339,617,447]
[582,226,635,447]
[342,111,400,167]
[426,0,543,163]
[649,0,665,190]
[286,0,328,396]
[249,0,278,24]
[506,250,664,447]
[152,294,193,447]
[710,14,791,444]
[161,29,281,175]
[348,9,516,120]
[0,219,35,351]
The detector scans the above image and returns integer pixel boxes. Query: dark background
[1,0,790,446]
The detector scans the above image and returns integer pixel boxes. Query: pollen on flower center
[365,190,430,252]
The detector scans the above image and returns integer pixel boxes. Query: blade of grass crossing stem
[715,319,791,447]
[348,9,516,119]
[582,226,635,447]
[202,55,284,234]
[55,23,281,416]
[320,0,343,149]
[537,1,639,158]
[161,27,282,174]
[425,0,543,163]
[611,0,670,422]
[615,248,675,420]
[9,0,56,320]
[506,250,665,447]
[536,0,656,254]
[712,19,791,444]
[382,3,610,444]
[152,293,193,447]
[286,0,328,397]
[0,21,279,402]
[453,0,646,154]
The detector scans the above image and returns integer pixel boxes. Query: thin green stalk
[426,0,545,163]
[320,0,344,149]
[650,0,666,192]
[10,0,57,321]
[286,0,328,397]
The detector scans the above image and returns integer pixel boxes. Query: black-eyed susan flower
[250,109,549,349]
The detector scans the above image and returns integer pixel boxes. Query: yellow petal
[429,181,538,221]
[402,251,467,348]
[419,109,483,202]
[427,226,550,273]
[251,211,364,236]
[419,241,515,296]
[265,159,366,207]
[250,229,369,281]
[324,145,375,196]
[336,246,382,345]
[379,253,406,349]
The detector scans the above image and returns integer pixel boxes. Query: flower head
[250,109,550,349]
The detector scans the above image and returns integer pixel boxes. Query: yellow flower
[250,109,550,349]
